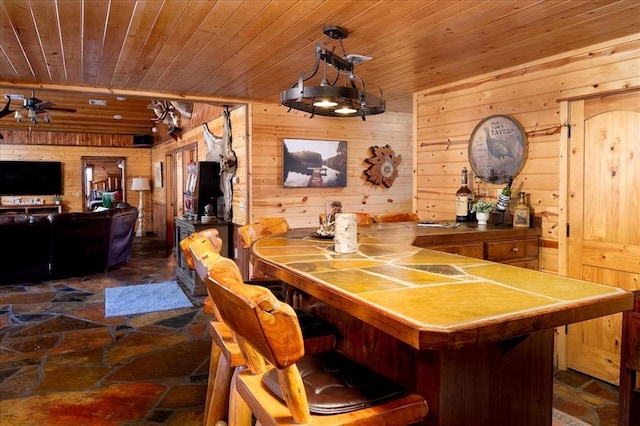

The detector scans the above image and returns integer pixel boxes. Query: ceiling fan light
[14,110,23,121]
[28,109,36,118]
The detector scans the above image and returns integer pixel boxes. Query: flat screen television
[0,161,63,195]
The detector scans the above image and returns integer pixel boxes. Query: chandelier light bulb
[335,106,357,114]
[313,99,338,107]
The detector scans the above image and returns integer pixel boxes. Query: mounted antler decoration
[202,107,237,222]
[147,100,193,138]
[363,144,401,188]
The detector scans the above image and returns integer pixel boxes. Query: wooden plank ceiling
[0,0,638,135]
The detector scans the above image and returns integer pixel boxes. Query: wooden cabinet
[174,217,231,296]
[414,225,541,269]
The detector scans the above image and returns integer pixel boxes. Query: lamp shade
[131,177,151,191]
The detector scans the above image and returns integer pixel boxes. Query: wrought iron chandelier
[280,25,385,120]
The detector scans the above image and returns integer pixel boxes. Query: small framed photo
[283,138,347,188]
[154,161,163,188]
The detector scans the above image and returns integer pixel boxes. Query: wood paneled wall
[0,143,151,221]
[414,35,640,274]
[248,103,413,229]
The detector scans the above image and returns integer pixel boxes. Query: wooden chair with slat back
[237,217,290,293]
[181,229,337,426]
[318,212,374,226]
[372,212,420,223]
[202,233,428,426]
[238,217,289,249]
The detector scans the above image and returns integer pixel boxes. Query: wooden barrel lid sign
[468,115,527,184]
[363,144,401,188]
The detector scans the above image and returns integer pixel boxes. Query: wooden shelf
[0,204,62,215]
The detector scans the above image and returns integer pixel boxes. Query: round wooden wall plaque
[468,114,527,184]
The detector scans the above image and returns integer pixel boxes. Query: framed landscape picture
[283,138,347,188]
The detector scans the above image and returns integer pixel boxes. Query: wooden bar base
[313,298,553,426]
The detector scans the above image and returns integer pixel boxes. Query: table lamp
[131,177,151,236]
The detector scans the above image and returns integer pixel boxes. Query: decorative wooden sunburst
[363,144,401,188]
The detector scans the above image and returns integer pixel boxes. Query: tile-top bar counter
[250,222,632,426]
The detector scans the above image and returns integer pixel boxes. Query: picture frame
[154,161,163,188]
[468,114,528,184]
[283,138,347,188]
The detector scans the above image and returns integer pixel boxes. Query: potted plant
[52,194,62,205]
[471,200,496,225]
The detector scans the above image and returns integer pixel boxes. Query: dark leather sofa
[0,203,138,284]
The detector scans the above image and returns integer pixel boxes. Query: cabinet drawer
[431,243,484,259]
[485,238,538,262]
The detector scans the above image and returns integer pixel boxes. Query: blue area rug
[105,281,193,317]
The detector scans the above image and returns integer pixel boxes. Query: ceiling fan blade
[36,101,55,109]
[46,106,77,113]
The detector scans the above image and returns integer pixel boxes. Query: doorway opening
[82,156,126,211]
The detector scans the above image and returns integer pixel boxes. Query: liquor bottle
[496,177,513,212]
[456,167,472,222]
[513,191,531,228]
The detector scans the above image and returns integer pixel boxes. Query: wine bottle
[456,167,472,222]
[496,177,513,212]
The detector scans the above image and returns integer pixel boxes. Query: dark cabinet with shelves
[174,217,230,296]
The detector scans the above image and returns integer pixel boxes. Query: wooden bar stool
[180,229,337,426]
[202,245,428,426]
[619,290,640,426]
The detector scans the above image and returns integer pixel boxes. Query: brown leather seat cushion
[262,351,408,415]
[295,309,338,340]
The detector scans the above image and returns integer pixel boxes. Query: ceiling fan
[11,91,77,124]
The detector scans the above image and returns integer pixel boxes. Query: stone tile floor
[0,236,634,425]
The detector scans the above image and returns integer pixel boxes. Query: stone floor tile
[594,403,619,426]
[46,347,105,366]
[156,383,208,408]
[36,364,112,392]
[165,409,205,425]
[106,331,190,365]
[0,365,40,399]
[555,369,594,389]
[7,302,58,315]
[69,303,125,326]
[2,333,60,356]
[0,292,56,305]
[584,379,619,403]
[9,315,102,337]
[0,382,166,425]
[553,396,598,424]
[47,327,113,356]
[106,340,210,382]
